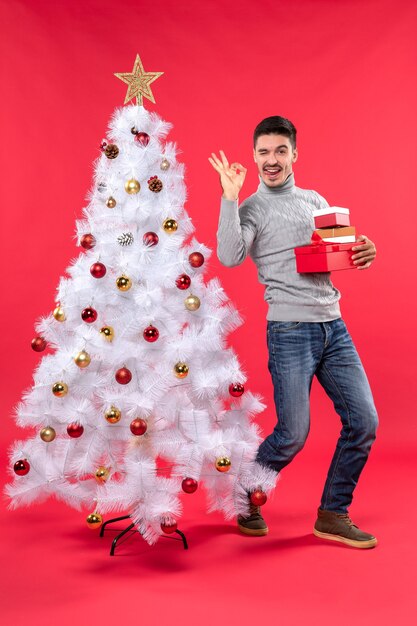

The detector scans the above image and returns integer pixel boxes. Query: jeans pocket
[269,321,302,333]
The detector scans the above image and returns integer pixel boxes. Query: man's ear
[253,148,257,163]
[293,148,298,163]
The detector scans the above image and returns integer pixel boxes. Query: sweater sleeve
[216,197,257,267]
[312,190,330,210]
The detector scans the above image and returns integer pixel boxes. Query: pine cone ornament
[117,232,134,246]
[148,176,163,192]
[104,143,119,159]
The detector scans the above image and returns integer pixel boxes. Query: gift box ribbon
[303,231,354,253]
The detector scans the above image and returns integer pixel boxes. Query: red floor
[1,444,415,626]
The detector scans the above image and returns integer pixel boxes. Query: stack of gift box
[295,207,358,273]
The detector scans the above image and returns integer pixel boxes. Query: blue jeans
[256,319,378,513]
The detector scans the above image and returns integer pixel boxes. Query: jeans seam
[270,322,302,333]
[320,361,352,510]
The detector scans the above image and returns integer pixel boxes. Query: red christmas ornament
[67,423,84,438]
[130,418,148,436]
[31,336,47,352]
[189,252,204,268]
[175,274,191,290]
[81,307,98,323]
[80,234,96,250]
[90,262,107,278]
[143,232,159,247]
[143,325,159,342]
[100,140,107,151]
[134,132,150,146]
[182,477,198,494]
[14,459,30,476]
[161,521,177,534]
[115,367,132,385]
[250,490,268,506]
[229,383,245,397]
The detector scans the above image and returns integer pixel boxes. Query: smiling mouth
[263,166,282,177]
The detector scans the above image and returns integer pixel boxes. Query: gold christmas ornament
[116,275,132,291]
[124,178,141,194]
[95,466,110,483]
[163,218,178,233]
[215,457,232,473]
[74,350,91,368]
[114,54,164,106]
[160,158,170,171]
[52,382,68,397]
[106,196,117,208]
[105,405,121,424]
[86,512,103,529]
[40,426,56,442]
[100,326,114,341]
[53,306,66,322]
[174,362,189,378]
[185,295,201,311]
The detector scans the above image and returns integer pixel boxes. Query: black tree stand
[100,515,188,555]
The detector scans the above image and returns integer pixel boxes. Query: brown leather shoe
[313,508,377,549]
[237,503,268,536]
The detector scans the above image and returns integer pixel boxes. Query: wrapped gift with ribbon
[315,226,356,243]
[294,232,357,273]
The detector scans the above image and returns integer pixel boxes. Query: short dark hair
[253,116,297,149]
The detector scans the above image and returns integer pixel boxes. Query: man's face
[253,133,298,187]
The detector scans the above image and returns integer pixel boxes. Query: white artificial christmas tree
[6,56,277,545]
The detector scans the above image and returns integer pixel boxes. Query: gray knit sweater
[216,173,341,322]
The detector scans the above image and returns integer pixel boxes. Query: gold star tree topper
[115,54,163,105]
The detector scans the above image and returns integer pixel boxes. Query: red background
[1,1,416,624]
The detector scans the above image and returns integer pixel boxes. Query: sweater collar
[257,172,295,195]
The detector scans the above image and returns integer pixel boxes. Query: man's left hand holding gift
[352,236,377,269]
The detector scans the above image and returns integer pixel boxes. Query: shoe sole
[313,528,377,549]
[238,524,269,537]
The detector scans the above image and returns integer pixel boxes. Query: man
[209,116,378,549]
